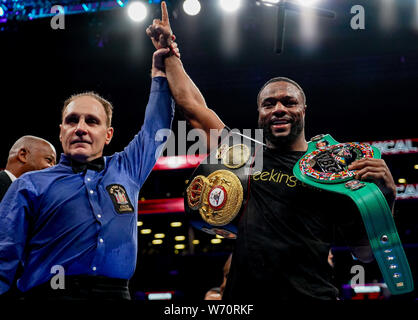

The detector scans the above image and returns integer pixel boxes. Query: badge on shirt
[106,184,134,214]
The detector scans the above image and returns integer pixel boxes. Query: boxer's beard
[259,118,304,149]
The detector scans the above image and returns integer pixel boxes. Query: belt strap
[293,134,413,295]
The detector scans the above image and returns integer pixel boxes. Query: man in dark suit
[0,136,56,201]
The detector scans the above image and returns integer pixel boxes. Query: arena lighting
[137,221,143,227]
[183,0,201,16]
[174,244,185,249]
[174,235,186,241]
[117,0,127,7]
[414,164,418,170]
[295,0,320,6]
[127,1,148,22]
[414,0,418,31]
[192,239,200,245]
[219,0,242,13]
[260,0,280,6]
[211,238,222,244]
[170,221,182,227]
[0,1,131,23]
[147,292,173,300]
[398,178,407,184]
[152,239,163,245]
[154,233,165,238]
[379,0,396,30]
[140,228,152,234]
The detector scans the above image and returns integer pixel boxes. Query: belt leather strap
[293,134,413,295]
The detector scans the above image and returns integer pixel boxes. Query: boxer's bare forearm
[165,55,225,148]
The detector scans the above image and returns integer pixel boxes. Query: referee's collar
[60,154,105,173]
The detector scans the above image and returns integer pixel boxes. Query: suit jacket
[0,170,13,202]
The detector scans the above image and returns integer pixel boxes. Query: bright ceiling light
[140,228,152,234]
[211,238,222,244]
[170,221,182,227]
[127,1,147,22]
[175,235,186,241]
[152,239,163,245]
[261,0,280,6]
[220,0,242,13]
[154,233,165,239]
[183,0,201,16]
[296,0,320,6]
[398,178,407,184]
[175,244,185,250]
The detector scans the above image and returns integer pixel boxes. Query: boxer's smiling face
[60,96,113,163]
[257,81,306,148]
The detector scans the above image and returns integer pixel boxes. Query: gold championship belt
[184,131,262,239]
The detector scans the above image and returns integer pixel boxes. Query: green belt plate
[293,134,414,295]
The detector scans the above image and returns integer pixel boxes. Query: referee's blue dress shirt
[0,77,174,294]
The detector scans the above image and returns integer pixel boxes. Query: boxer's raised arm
[147,1,225,150]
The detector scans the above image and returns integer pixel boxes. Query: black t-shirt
[223,147,368,301]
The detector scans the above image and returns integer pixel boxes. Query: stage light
[140,228,152,234]
[170,221,182,227]
[0,5,5,17]
[152,239,163,245]
[175,244,185,250]
[296,0,320,6]
[219,0,241,13]
[183,0,201,16]
[211,238,222,244]
[175,235,186,241]
[117,0,127,7]
[154,233,165,239]
[127,1,147,22]
[192,240,200,245]
[398,178,407,184]
[260,0,280,7]
[379,0,396,30]
[137,221,143,227]
[414,164,418,170]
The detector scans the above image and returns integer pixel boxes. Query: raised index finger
[161,1,170,26]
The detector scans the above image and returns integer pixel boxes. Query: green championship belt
[293,134,413,295]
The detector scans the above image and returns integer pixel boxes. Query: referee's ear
[105,127,114,146]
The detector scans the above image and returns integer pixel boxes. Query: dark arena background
[0,0,417,304]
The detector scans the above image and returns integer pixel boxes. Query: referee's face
[60,96,114,162]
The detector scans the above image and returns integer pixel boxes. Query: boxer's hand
[151,42,181,77]
[348,158,397,206]
[152,47,170,77]
[146,1,175,50]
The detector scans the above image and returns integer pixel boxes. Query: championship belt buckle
[186,170,243,227]
[184,131,258,239]
[293,134,414,295]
